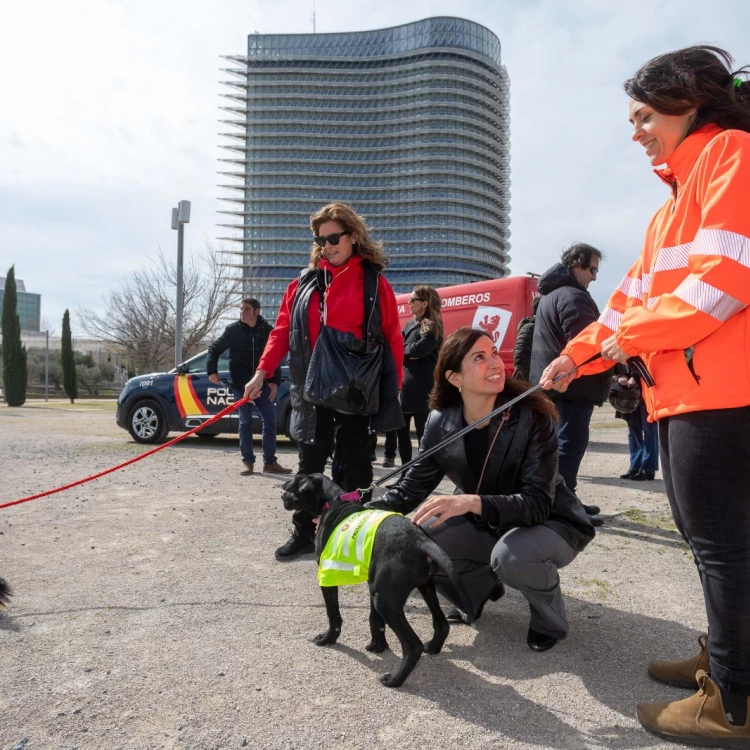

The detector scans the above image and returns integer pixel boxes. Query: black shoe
[583,504,601,516]
[275,529,315,561]
[488,580,505,602]
[620,468,639,479]
[632,471,655,481]
[527,627,558,652]
[445,580,505,625]
[382,456,396,468]
[446,608,471,624]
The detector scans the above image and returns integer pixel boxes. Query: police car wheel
[128,399,168,444]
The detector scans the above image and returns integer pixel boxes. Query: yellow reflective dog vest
[318,509,399,587]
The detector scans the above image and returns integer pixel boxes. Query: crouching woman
[368,327,595,651]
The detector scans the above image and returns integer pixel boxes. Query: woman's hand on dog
[411,494,482,528]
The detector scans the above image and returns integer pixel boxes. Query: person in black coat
[206,298,291,475]
[529,243,612,520]
[368,327,595,652]
[383,285,443,468]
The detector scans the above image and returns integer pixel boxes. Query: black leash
[370,353,654,489]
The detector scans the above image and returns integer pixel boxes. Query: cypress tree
[1,265,27,407]
[61,309,78,404]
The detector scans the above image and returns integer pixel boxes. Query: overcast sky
[1,0,748,335]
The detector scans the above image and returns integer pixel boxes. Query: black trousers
[660,406,750,695]
[293,407,373,534]
[384,413,428,463]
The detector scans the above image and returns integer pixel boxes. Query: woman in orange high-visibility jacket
[542,46,750,748]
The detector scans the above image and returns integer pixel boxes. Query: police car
[115,349,291,444]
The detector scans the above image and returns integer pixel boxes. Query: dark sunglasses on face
[409,297,424,304]
[589,265,599,277]
[313,231,350,248]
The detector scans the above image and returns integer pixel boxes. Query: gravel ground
[0,400,706,750]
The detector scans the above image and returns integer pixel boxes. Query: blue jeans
[624,398,659,473]
[234,385,277,465]
[660,406,750,695]
[556,401,595,493]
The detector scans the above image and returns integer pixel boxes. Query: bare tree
[39,317,57,337]
[78,243,241,374]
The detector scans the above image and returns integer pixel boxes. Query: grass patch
[582,578,616,597]
[623,508,678,532]
[21,400,117,413]
[623,508,649,524]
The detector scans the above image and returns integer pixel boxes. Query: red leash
[0,397,251,510]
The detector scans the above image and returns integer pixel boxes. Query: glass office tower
[0,277,41,332]
[219,17,510,315]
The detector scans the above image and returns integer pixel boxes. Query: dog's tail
[419,538,476,625]
[0,578,12,608]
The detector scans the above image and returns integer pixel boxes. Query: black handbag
[304,325,384,415]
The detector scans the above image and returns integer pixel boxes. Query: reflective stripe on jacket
[318,509,398,587]
[562,125,750,420]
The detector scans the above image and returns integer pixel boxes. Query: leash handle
[627,355,654,387]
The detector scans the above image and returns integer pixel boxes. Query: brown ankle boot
[637,670,750,747]
[648,633,710,688]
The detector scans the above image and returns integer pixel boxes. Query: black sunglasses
[313,231,350,248]
[408,297,424,304]
[589,265,599,276]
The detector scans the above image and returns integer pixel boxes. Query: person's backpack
[512,296,540,382]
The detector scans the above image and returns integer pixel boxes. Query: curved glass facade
[218,17,510,315]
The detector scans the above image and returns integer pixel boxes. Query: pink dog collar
[321,490,362,513]
[339,491,361,502]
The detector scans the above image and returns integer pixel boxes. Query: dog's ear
[298,475,317,496]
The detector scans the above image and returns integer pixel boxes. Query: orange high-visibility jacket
[562,124,750,421]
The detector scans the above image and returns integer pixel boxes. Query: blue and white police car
[116,350,291,444]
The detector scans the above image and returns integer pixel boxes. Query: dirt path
[1,401,703,749]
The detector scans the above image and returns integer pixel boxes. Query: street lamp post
[45,329,49,402]
[171,200,191,368]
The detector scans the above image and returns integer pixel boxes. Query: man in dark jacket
[529,243,612,520]
[207,298,291,476]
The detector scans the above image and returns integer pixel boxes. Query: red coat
[258,254,404,388]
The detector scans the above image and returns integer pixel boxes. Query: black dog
[281,473,474,688]
[0,578,11,608]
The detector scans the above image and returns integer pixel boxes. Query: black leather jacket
[371,397,595,552]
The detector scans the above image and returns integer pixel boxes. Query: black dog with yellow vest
[281,473,473,688]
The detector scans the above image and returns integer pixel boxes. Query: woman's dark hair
[411,284,444,340]
[429,327,557,421]
[624,45,750,135]
[560,242,603,270]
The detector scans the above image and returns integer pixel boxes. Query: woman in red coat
[245,203,404,561]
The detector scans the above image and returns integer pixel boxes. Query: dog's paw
[313,629,340,646]
[423,639,443,655]
[379,672,404,688]
[365,639,389,653]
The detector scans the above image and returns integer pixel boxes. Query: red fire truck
[394,275,539,371]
